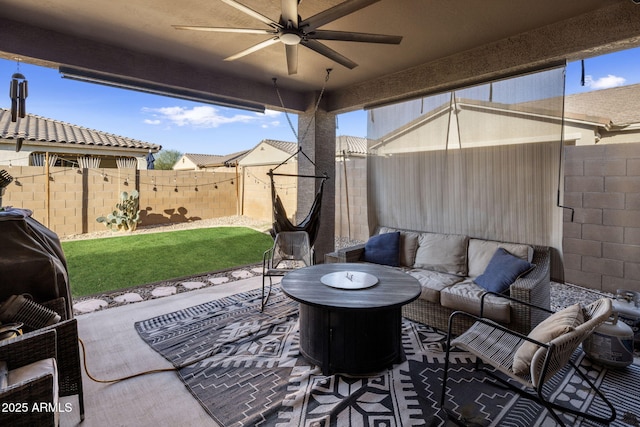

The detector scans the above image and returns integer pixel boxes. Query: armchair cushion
[474,248,534,293]
[0,361,7,389]
[363,232,400,267]
[512,303,584,375]
[7,358,58,391]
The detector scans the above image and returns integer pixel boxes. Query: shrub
[97,190,141,231]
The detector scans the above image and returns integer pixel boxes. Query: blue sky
[2,46,639,155]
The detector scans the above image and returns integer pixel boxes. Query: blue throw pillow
[474,248,534,293]
[363,232,400,267]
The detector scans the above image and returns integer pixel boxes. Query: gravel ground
[60,215,273,241]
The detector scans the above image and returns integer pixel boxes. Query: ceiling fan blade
[173,25,275,35]
[219,0,282,28]
[310,30,402,44]
[301,0,381,31]
[225,37,280,61]
[281,0,299,28]
[286,44,298,75]
[302,39,358,69]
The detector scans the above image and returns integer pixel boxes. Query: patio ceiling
[1,0,640,114]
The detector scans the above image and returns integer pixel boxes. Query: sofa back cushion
[379,227,419,267]
[467,239,533,278]
[413,233,469,276]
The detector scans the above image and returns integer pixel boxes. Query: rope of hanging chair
[272,68,331,145]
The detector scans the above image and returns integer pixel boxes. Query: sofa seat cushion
[468,238,533,278]
[413,233,469,276]
[440,279,512,323]
[363,231,400,267]
[407,269,464,303]
[379,227,420,267]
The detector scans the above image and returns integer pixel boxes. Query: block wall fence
[563,142,640,294]
[2,166,238,236]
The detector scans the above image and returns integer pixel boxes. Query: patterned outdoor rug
[135,286,640,426]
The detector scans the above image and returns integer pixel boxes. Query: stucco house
[0,108,161,169]
[563,82,640,145]
[173,151,249,172]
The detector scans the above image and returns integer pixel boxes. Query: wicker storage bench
[326,227,551,335]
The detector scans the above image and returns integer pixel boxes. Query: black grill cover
[0,208,72,317]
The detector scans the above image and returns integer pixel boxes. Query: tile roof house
[336,135,368,157]
[173,151,249,172]
[238,139,298,167]
[370,84,640,154]
[0,108,161,169]
[177,137,368,172]
[563,83,640,145]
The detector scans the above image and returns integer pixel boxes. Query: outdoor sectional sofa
[325,226,551,335]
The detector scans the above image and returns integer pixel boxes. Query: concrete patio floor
[60,275,269,427]
[57,271,623,427]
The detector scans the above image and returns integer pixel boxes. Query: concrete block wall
[2,166,237,237]
[335,157,369,242]
[563,143,640,294]
[241,163,297,222]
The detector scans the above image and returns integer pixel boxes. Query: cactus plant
[97,190,141,231]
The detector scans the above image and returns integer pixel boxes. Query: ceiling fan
[173,0,402,75]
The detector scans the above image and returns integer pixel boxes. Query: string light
[1,163,244,193]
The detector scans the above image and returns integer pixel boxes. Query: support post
[298,94,336,262]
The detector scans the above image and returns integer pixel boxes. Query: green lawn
[62,227,274,297]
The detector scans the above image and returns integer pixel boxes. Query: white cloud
[584,74,626,90]
[142,106,284,129]
[262,109,282,118]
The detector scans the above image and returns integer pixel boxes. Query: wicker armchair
[0,328,58,427]
[34,297,84,421]
[441,295,616,426]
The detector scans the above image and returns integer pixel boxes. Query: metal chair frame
[261,231,313,311]
[441,293,616,426]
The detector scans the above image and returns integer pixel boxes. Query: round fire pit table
[281,263,421,375]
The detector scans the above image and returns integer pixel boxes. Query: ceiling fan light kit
[173,0,402,75]
[279,31,301,46]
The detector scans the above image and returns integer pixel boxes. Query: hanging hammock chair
[268,147,328,247]
[268,71,331,247]
[270,175,326,246]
